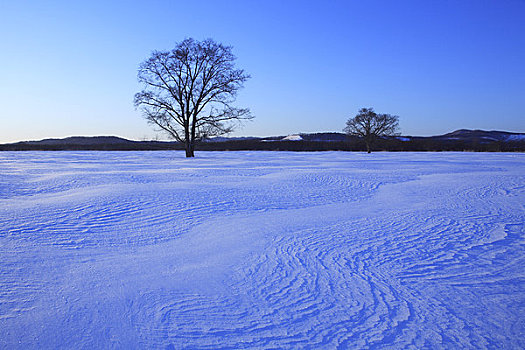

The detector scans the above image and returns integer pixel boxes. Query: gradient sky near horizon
[1,0,524,143]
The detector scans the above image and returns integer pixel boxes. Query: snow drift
[1,151,524,349]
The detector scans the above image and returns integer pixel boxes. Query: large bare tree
[344,107,400,153]
[134,38,252,157]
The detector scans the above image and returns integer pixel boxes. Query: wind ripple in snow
[0,151,524,349]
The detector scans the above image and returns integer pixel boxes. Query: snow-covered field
[1,151,524,349]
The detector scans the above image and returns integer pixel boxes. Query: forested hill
[1,130,524,152]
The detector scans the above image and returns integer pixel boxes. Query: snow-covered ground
[507,134,525,141]
[1,151,524,349]
[282,134,303,141]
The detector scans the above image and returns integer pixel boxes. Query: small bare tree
[344,108,400,153]
[134,38,252,157]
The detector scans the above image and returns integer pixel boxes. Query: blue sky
[1,0,524,143]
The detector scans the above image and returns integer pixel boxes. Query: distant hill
[1,130,524,152]
[0,136,179,151]
[422,129,524,142]
[21,136,136,146]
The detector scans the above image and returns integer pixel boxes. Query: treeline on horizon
[2,137,524,152]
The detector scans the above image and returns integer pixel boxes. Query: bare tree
[344,108,400,153]
[134,38,252,157]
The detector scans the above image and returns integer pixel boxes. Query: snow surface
[282,134,303,141]
[1,151,524,349]
[507,134,525,141]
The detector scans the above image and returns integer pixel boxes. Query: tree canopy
[344,108,400,153]
[134,38,252,157]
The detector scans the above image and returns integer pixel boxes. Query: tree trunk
[364,133,372,153]
[184,138,194,157]
[185,143,194,157]
[189,114,197,158]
